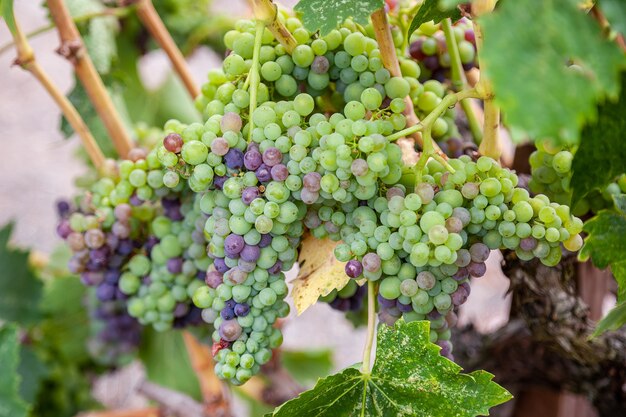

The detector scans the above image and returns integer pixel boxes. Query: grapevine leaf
[480,0,626,146]
[139,328,202,401]
[266,321,512,417]
[593,300,626,337]
[599,0,626,36]
[0,223,43,325]
[580,209,626,334]
[291,236,348,315]
[38,275,90,362]
[0,0,16,35]
[294,0,384,35]
[281,349,333,385]
[0,325,30,417]
[17,346,48,405]
[408,0,463,36]
[570,72,626,205]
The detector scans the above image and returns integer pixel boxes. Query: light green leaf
[139,328,202,401]
[281,349,333,385]
[267,321,512,417]
[599,0,626,36]
[0,223,43,325]
[408,0,463,36]
[571,72,626,205]
[294,0,384,35]
[0,325,30,417]
[0,0,16,35]
[480,0,625,146]
[593,300,626,337]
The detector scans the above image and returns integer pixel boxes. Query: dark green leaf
[593,300,626,337]
[0,325,30,417]
[599,0,626,36]
[480,0,625,146]
[408,0,463,36]
[17,346,48,405]
[571,73,626,205]
[294,0,384,35]
[0,223,43,325]
[281,349,333,385]
[139,328,202,401]
[267,321,512,417]
[39,276,91,362]
[1,0,16,35]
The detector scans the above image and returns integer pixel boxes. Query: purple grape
[378,310,400,326]
[244,150,263,170]
[330,297,351,311]
[304,211,322,228]
[396,300,413,313]
[311,56,330,74]
[167,257,183,274]
[214,258,229,273]
[427,310,442,320]
[377,293,396,308]
[452,267,469,281]
[225,299,237,309]
[520,237,538,251]
[219,320,243,342]
[242,187,260,205]
[224,234,245,257]
[270,164,289,181]
[258,234,272,248]
[438,340,453,359]
[385,187,405,200]
[129,194,143,206]
[262,147,282,166]
[117,239,133,255]
[255,164,272,182]
[57,220,72,238]
[238,259,257,273]
[423,55,439,71]
[221,307,236,320]
[211,138,229,156]
[224,148,244,169]
[363,253,381,272]
[214,175,227,190]
[268,261,283,275]
[234,303,250,317]
[303,172,321,192]
[469,243,490,263]
[345,260,363,278]
[300,188,319,204]
[104,270,121,284]
[220,112,242,133]
[56,200,71,218]
[81,271,105,286]
[96,283,116,301]
[174,303,190,318]
[163,133,183,153]
[240,244,260,262]
[467,261,486,277]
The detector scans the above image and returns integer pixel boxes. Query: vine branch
[441,18,483,144]
[135,0,200,98]
[361,281,376,374]
[46,0,134,159]
[472,1,501,159]
[5,10,105,170]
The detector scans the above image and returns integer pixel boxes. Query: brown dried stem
[135,0,200,98]
[46,0,134,159]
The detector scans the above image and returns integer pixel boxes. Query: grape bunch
[408,18,477,83]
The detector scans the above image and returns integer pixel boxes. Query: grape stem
[441,18,483,144]
[249,0,297,54]
[361,280,376,375]
[0,7,132,57]
[245,20,266,141]
[47,0,134,159]
[136,0,200,98]
[4,10,106,171]
[370,8,447,161]
[472,0,501,160]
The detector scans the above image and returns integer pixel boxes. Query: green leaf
[1,0,16,35]
[408,0,463,36]
[599,0,626,36]
[0,223,43,325]
[0,325,30,417]
[267,321,512,417]
[17,346,48,405]
[480,0,626,146]
[294,0,384,35]
[139,328,202,401]
[593,300,626,337]
[38,275,91,363]
[570,72,626,205]
[281,349,333,385]
[580,208,626,334]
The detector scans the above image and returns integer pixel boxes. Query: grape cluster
[408,18,477,83]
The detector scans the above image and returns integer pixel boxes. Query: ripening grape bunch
[56,8,585,385]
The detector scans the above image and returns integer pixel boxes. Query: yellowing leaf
[291,236,348,315]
